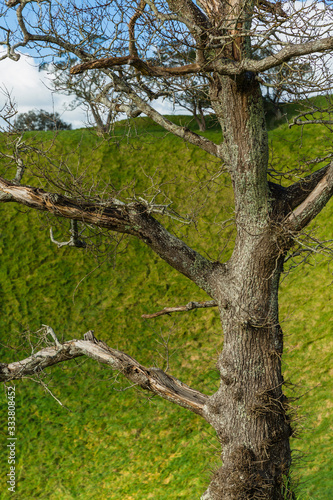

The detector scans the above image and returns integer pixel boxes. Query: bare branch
[0,177,218,295]
[50,220,86,249]
[213,37,333,76]
[129,0,146,58]
[288,106,333,128]
[290,119,333,128]
[42,324,62,348]
[285,162,333,231]
[142,300,218,319]
[166,0,211,34]
[285,164,332,212]
[0,331,209,417]
[70,55,202,77]
[75,34,333,80]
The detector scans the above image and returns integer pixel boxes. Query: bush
[14,109,72,131]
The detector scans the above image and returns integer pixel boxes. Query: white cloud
[0,53,190,129]
[0,53,87,128]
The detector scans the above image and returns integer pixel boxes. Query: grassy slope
[0,114,332,499]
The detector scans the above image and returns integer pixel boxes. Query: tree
[14,109,72,131]
[39,59,117,134]
[253,46,313,125]
[151,43,212,130]
[1,1,333,499]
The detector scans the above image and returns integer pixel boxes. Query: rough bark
[201,66,293,498]
[0,331,208,416]
[204,236,292,499]
[2,1,333,499]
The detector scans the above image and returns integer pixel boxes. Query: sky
[1,1,331,129]
[0,53,179,129]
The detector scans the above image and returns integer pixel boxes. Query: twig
[42,324,62,347]
[141,300,218,319]
[38,379,72,412]
[50,220,86,248]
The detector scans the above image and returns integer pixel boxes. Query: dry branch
[0,176,218,296]
[142,300,218,319]
[285,164,333,211]
[0,331,208,417]
[286,162,333,230]
[70,55,202,77]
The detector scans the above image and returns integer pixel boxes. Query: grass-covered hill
[0,112,332,499]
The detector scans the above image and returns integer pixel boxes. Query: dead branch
[0,330,208,417]
[50,220,86,249]
[0,176,217,296]
[284,164,332,211]
[142,300,218,319]
[285,162,333,230]
[70,55,202,77]
[42,324,62,347]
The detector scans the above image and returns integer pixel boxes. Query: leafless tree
[1,1,333,499]
[40,58,118,134]
[150,43,212,130]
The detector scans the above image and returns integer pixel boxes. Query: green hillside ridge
[0,113,332,499]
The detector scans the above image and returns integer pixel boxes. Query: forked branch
[50,220,86,248]
[0,330,208,417]
[71,38,333,79]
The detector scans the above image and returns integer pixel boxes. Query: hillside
[0,114,332,499]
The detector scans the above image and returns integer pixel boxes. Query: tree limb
[284,164,332,212]
[212,37,333,76]
[285,162,333,230]
[0,177,219,295]
[0,330,209,417]
[290,119,333,127]
[129,0,146,58]
[166,0,211,35]
[70,55,202,77]
[142,300,218,319]
[71,37,333,79]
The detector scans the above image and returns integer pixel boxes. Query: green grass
[0,113,332,499]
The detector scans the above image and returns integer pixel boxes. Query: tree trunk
[204,241,293,499]
[202,73,294,499]
[89,103,109,134]
[193,102,206,132]
[193,112,206,132]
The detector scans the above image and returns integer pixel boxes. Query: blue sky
[0,52,178,129]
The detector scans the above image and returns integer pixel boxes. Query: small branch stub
[42,324,62,347]
[142,300,218,319]
[50,220,86,248]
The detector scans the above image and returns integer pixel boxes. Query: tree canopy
[14,109,72,131]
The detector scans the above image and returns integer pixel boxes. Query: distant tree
[40,59,116,134]
[14,109,72,132]
[152,43,211,131]
[255,46,313,124]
